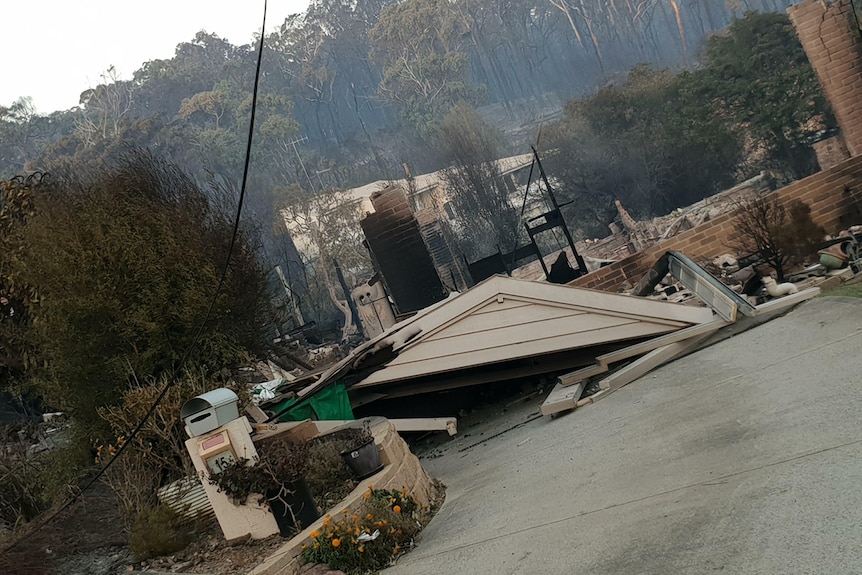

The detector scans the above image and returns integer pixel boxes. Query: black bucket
[340,438,384,480]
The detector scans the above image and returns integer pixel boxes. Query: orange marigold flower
[364,491,372,500]
[393,505,401,514]
[358,546,365,553]
[367,484,374,490]
[310,530,320,538]
[365,513,374,520]
[342,509,349,515]
[352,514,359,522]
[323,519,331,527]
[332,538,341,548]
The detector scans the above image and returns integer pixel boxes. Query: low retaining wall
[248,419,435,575]
[571,156,862,292]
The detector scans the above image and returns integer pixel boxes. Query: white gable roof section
[353,276,713,388]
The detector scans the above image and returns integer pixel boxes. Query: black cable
[1,1,268,555]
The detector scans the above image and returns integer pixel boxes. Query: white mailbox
[181,388,240,437]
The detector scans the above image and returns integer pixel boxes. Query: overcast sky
[1,0,311,114]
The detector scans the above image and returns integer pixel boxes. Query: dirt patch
[1,480,127,575]
[127,528,287,574]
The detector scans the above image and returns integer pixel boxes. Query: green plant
[127,503,193,560]
[304,434,362,510]
[823,281,862,298]
[3,151,272,438]
[0,422,90,530]
[0,457,46,529]
[324,426,372,447]
[300,487,427,575]
[367,487,420,518]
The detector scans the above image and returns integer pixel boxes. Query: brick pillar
[788,0,862,156]
[813,134,852,169]
[361,185,446,314]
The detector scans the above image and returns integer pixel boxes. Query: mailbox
[181,388,240,437]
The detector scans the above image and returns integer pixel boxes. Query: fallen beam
[752,287,820,316]
[541,380,587,416]
[547,319,728,414]
[598,332,714,392]
[314,418,459,436]
[585,389,612,404]
[557,363,608,388]
[595,318,729,368]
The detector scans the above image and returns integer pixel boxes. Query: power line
[1,0,269,555]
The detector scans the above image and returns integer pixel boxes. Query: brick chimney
[788,0,862,157]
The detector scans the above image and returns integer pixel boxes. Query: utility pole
[286,135,315,193]
[315,167,332,191]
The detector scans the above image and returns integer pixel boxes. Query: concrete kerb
[248,420,435,575]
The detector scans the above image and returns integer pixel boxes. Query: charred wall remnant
[789,0,862,157]
[361,185,446,314]
[415,210,471,292]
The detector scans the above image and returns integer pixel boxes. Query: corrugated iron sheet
[157,477,215,524]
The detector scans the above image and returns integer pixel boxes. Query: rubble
[511,172,772,282]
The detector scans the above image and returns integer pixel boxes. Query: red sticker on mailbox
[201,433,226,451]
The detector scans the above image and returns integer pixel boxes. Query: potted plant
[210,439,320,536]
[334,421,383,480]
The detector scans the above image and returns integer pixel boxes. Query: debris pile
[255,249,833,426]
[512,173,772,281]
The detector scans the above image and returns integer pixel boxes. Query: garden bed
[247,418,444,575]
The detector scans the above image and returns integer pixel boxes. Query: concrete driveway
[390,297,862,575]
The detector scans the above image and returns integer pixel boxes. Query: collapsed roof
[279,275,713,412]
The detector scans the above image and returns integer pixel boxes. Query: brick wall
[361,185,446,313]
[789,0,862,156]
[571,155,862,292]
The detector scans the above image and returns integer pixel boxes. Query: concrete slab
[390,297,862,575]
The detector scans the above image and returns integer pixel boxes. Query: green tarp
[271,381,354,422]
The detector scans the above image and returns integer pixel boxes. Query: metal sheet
[157,477,215,524]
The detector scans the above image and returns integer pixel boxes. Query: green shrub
[300,488,427,575]
[128,503,193,560]
[0,423,89,530]
[0,458,46,529]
